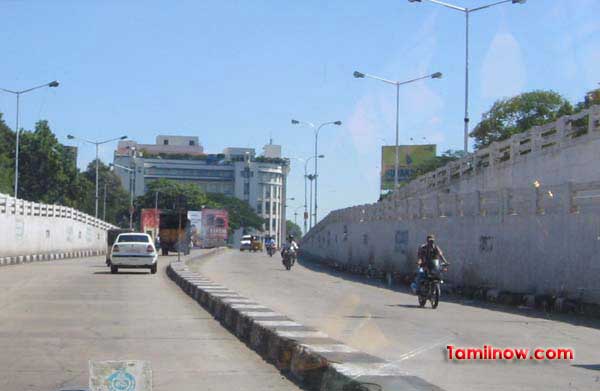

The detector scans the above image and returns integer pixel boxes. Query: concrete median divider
[167,250,444,391]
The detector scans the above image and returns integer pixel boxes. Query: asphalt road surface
[0,253,299,391]
[189,249,600,391]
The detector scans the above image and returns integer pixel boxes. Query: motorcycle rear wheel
[431,284,441,309]
[418,296,427,308]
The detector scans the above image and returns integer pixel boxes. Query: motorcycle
[281,248,296,270]
[417,259,448,309]
[267,244,276,257]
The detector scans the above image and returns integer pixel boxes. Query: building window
[363,234,368,245]
[257,203,262,214]
[265,201,271,214]
[343,225,348,241]
[189,140,195,146]
[244,183,250,195]
[163,140,169,145]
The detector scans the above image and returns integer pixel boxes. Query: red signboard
[141,209,160,234]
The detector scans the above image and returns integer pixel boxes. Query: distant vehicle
[105,228,134,266]
[159,211,191,256]
[110,233,158,274]
[239,235,252,251]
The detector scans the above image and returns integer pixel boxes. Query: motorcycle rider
[265,236,276,249]
[281,234,299,265]
[412,234,449,294]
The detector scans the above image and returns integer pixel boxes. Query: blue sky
[1,0,598,220]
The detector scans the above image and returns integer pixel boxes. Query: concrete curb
[0,249,104,267]
[167,253,444,391]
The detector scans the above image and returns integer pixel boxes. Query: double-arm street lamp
[109,163,134,229]
[291,155,325,233]
[291,119,341,227]
[0,80,60,199]
[408,0,527,153]
[353,70,442,189]
[68,134,128,219]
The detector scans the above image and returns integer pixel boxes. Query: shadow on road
[93,271,151,275]
[386,304,422,309]
[571,364,600,371]
[298,257,600,330]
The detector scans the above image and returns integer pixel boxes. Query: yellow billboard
[381,144,436,191]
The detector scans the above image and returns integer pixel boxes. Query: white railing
[305,179,600,242]
[0,193,115,231]
[391,105,600,200]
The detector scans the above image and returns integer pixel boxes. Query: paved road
[0,253,299,391]
[190,250,600,391]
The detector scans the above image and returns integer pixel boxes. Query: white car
[110,233,158,274]
[239,235,252,251]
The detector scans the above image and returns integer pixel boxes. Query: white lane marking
[390,337,450,362]
[304,344,358,353]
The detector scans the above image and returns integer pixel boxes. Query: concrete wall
[0,194,114,258]
[303,106,600,304]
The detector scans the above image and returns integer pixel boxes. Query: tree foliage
[135,179,263,232]
[470,90,573,150]
[0,113,14,194]
[0,113,130,226]
[286,220,302,239]
[17,120,83,204]
[81,160,131,226]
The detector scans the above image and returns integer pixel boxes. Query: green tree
[18,120,85,205]
[207,192,263,232]
[80,160,130,225]
[286,220,302,239]
[0,113,14,194]
[470,90,573,150]
[135,179,263,233]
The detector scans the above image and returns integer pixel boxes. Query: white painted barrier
[0,194,115,259]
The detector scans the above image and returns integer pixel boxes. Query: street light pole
[353,70,442,188]
[291,119,341,227]
[408,0,527,153]
[0,80,60,199]
[103,183,107,221]
[67,134,127,218]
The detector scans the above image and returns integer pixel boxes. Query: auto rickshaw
[250,235,263,252]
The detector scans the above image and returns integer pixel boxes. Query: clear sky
[1,0,598,220]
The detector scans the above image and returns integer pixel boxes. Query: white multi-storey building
[113,136,290,245]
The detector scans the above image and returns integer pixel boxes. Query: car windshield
[117,235,150,243]
[3,2,598,391]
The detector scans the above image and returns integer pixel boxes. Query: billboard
[200,209,229,248]
[187,210,203,247]
[381,144,436,191]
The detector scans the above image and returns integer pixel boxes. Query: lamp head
[48,81,59,88]
[291,119,300,125]
[333,121,342,126]
[353,71,365,79]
